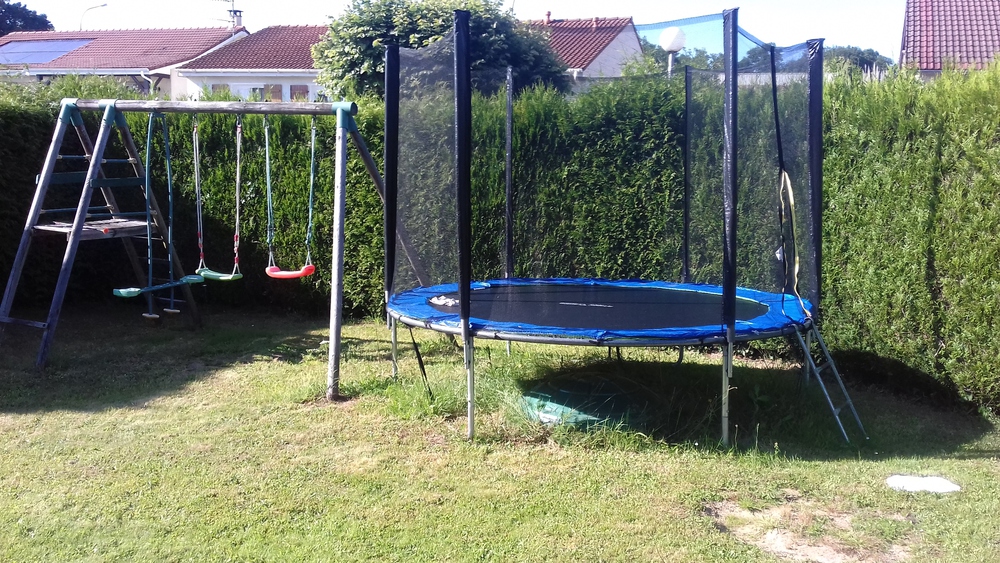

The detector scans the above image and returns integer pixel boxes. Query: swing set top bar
[65,98,358,117]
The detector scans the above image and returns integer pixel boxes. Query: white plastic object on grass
[886,475,961,493]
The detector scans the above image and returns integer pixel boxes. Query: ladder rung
[0,315,47,329]
[85,212,147,219]
[101,158,137,164]
[44,171,89,185]
[816,362,830,373]
[40,206,111,215]
[56,154,90,161]
[90,177,146,189]
[32,219,149,240]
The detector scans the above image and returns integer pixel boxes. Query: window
[289,84,310,101]
[211,84,230,94]
[263,84,282,102]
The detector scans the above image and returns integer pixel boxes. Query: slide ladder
[793,324,868,442]
[0,101,200,367]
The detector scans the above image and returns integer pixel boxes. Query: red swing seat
[265,264,315,279]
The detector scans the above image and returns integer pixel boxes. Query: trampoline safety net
[386,9,823,343]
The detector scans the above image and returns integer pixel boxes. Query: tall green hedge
[3,69,1000,413]
[823,67,1000,412]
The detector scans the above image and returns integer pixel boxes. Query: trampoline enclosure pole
[682,65,692,283]
[807,39,825,313]
[721,8,739,446]
[454,10,475,439]
[505,65,514,279]
[384,45,399,324]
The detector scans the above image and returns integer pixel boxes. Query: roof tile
[526,17,633,70]
[180,25,326,70]
[902,0,1000,70]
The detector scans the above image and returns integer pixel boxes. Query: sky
[22,0,908,62]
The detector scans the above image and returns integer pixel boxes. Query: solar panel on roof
[0,39,92,65]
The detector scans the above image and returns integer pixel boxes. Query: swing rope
[265,114,316,279]
[193,114,243,281]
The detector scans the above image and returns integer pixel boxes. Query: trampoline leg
[802,330,812,384]
[722,340,733,446]
[463,326,475,441]
[390,317,398,379]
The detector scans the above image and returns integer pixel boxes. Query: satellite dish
[659,27,686,52]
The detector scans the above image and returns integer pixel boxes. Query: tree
[674,47,724,71]
[0,1,52,36]
[824,45,893,72]
[312,0,568,97]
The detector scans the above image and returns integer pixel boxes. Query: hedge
[2,69,1000,413]
[823,68,1000,412]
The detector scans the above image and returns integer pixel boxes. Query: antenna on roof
[211,0,242,30]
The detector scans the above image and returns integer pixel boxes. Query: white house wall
[582,27,642,78]
[171,70,322,101]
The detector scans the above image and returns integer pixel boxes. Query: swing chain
[264,114,277,268]
[233,115,243,275]
[304,115,317,266]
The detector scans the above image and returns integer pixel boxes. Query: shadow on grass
[0,301,334,414]
[507,357,996,461]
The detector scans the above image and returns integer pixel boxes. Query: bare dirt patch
[705,491,913,563]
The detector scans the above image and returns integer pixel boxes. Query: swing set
[1,100,381,398]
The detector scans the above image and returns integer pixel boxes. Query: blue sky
[23,0,908,62]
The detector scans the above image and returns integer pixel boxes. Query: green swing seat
[195,267,243,282]
[113,274,205,298]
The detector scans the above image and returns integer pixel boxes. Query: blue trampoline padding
[388,278,813,344]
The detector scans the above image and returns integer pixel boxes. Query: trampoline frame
[388,278,813,347]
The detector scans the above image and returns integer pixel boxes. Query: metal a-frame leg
[0,104,77,342]
[2,102,202,367]
[34,104,122,366]
[793,324,868,443]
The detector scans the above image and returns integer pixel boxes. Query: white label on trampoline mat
[430,295,459,307]
[559,302,613,308]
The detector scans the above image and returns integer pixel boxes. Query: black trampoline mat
[428,284,768,331]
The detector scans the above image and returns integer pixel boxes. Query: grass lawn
[1,302,998,561]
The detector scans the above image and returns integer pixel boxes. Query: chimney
[230,9,243,29]
[545,11,551,25]
[592,17,597,31]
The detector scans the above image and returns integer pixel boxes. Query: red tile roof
[180,25,326,70]
[902,0,1000,70]
[0,28,245,71]
[527,16,634,69]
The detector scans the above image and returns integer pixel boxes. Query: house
[529,13,642,81]
[900,0,1000,77]
[173,25,327,102]
[0,27,248,94]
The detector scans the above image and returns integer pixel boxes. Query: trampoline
[389,278,812,346]
[382,10,866,444]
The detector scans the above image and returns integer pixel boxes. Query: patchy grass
[0,302,998,561]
